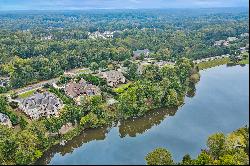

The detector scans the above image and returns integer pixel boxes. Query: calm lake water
[37,64,249,165]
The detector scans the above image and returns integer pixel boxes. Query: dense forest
[0,8,249,88]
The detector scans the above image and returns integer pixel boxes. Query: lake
[37,64,249,165]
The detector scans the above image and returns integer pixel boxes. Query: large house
[133,49,150,59]
[99,70,126,87]
[65,79,101,99]
[214,40,229,46]
[103,31,114,38]
[20,92,62,119]
[0,113,12,128]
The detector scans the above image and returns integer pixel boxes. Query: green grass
[238,57,249,65]
[113,82,132,93]
[239,52,249,65]
[76,68,91,74]
[197,57,230,70]
[228,52,249,65]
[18,89,36,99]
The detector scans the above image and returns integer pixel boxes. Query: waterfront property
[19,92,63,119]
[37,65,249,165]
[65,78,101,100]
[0,113,12,128]
[99,70,126,87]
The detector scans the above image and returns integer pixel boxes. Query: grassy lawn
[113,82,132,93]
[76,68,91,74]
[228,52,249,65]
[18,89,36,99]
[239,52,249,64]
[238,57,249,65]
[197,57,230,70]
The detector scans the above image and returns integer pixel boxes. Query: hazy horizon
[0,0,249,11]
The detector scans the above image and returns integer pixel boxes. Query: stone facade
[20,92,62,119]
[65,79,101,99]
[99,70,126,87]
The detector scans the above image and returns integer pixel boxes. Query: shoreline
[35,63,249,164]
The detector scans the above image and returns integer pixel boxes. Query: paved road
[14,78,59,95]
[13,67,91,95]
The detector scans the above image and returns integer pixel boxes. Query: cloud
[0,0,248,10]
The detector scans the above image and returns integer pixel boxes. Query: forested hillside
[0,8,248,88]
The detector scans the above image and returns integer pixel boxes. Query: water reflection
[119,108,177,138]
[37,107,178,165]
[36,126,111,165]
[186,83,196,98]
[36,65,249,165]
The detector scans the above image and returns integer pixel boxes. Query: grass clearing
[239,53,249,64]
[18,89,36,99]
[197,57,230,70]
[76,68,91,74]
[113,82,132,93]
[238,57,249,65]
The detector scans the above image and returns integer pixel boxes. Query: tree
[142,65,161,81]
[19,117,28,129]
[90,62,99,72]
[123,59,132,67]
[0,125,16,165]
[80,112,99,128]
[58,75,71,85]
[207,133,226,159]
[181,154,193,165]
[127,63,139,80]
[176,58,193,84]
[14,130,42,165]
[189,73,200,84]
[10,92,18,99]
[194,150,213,165]
[145,127,249,166]
[99,60,108,69]
[217,151,248,165]
[162,89,179,108]
[145,148,174,165]
[155,48,171,61]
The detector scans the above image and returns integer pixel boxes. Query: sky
[0,0,249,10]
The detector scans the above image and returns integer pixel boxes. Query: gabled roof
[65,78,100,98]
[20,92,62,119]
[133,49,150,56]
